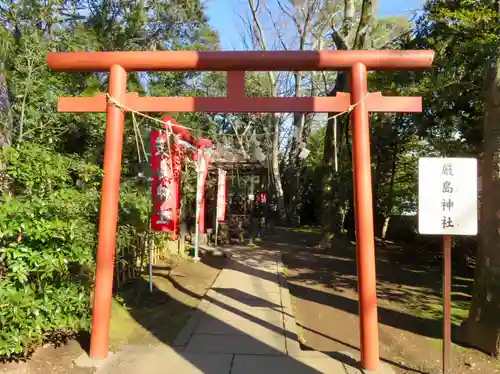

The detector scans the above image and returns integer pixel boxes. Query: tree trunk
[0,60,12,194]
[342,122,355,239]
[381,148,397,240]
[458,49,500,358]
[320,72,349,236]
[0,61,12,148]
[247,0,285,224]
[320,0,375,238]
[289,70,305,226]
[380,216,391,240]
[372,115,398,237]
[288,8,312,226]
[269,115,285,224]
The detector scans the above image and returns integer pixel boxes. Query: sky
[205,0,425,50]
[203,0,426,144]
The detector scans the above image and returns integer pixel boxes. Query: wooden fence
[114,231,183,288]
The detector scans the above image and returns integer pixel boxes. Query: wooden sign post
[418,157,478,374]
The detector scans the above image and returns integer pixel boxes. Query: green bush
[3,143,102,196]
[0,145,100,357]
[0,193,98,357]
[0,144,152,358]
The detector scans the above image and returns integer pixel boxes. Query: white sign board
[418,157,478,236]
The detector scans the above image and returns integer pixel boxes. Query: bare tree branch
[276,0,298,29]
[375,27,412,49]
[247,0,276,89]
[231,120,252,159]
[353,0,375,49]
[342,0,355,40]
[264,2,288,50]
[246,0,286,221]
[330,27,349,51]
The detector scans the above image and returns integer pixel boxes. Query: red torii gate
[46,50,434,371]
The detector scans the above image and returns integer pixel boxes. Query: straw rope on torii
[105,92,370,129]
[106,91,371,173]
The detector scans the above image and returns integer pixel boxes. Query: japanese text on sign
[418,157,478,236]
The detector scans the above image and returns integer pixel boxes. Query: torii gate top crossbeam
[46,50,434,72]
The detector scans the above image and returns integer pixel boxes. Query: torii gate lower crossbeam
[47,50,434,371]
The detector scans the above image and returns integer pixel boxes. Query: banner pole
[194,163,201,261]
[215,220,219,247]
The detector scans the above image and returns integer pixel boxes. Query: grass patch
[281,266,289,277]
[415,300,470,326]
[109,272,196,348]
[282,226,322,234]
[109,298,160,348]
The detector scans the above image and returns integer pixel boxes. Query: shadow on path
[212,240,445,340]
[112,249,357,374]
[107,228,444,373]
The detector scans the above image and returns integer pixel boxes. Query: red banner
[216,169,227,222]
[150,131,182,238]
[195,149,211,234]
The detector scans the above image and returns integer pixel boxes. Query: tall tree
[319,0,415,241]
[246,0,287,222]
[277,0,316,226]
[267,0,340,225]
[410,0,500,356]
[0,25,13,193]
[319,0,375,239]
[458,0,500,357]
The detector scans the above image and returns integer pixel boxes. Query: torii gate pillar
[351,62,378,364]
[89,64,127,358]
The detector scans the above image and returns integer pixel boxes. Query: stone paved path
[96,245,394,374]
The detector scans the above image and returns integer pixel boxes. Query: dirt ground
[0,254,226,374]
[275,228,500,374]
